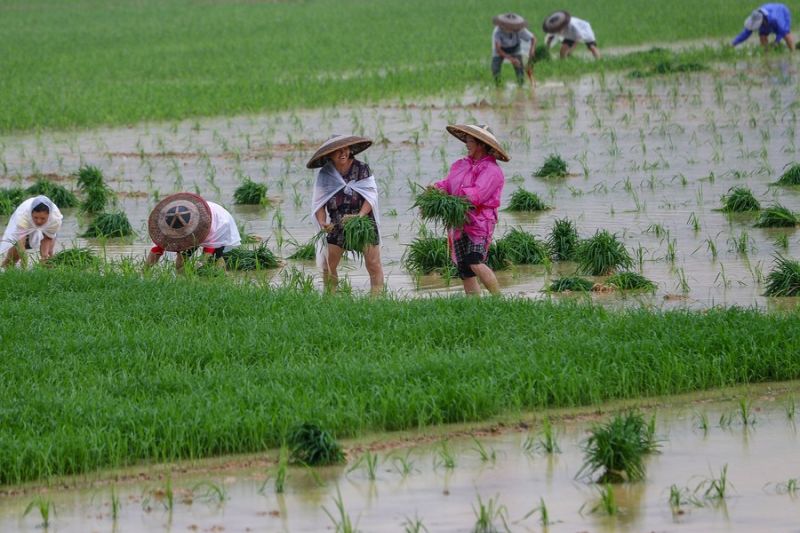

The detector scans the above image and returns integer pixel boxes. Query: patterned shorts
[452,234,488,279]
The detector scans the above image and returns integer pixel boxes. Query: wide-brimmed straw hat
[744,9,764,31]
[148,192,212,252]
[446,124,510,162]
[306,134,373,169]
[543,10,571,33]
[493,12,528,32]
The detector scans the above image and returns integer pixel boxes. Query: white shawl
[310,161,381,269]
[0,196,63,256]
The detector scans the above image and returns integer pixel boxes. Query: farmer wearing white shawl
[308,135,384,294]
[1,195,63,267]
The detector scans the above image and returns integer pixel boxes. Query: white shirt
[201,202,241,250]
[561,17,596,43]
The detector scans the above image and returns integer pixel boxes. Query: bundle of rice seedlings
[342,215,377,252]
[605,272,657,291]
[25,178,79,208]
[531,43,551,63]
[412,187,472,229]
[486,240,510,271]
[0,187,25,215]
[76,165,105,191]
[754,204,799,228]
[403,235,452,274]
[80,212,134,238]
[720,186,760,212]
[223,243,279,270]
[505,188,550,212]
[288,241,316,261]
[288,422,345,466]
[576,230,633,276]
[193,262,227,278]
[76,165,113,214]
[495,228,548,264]
[548,218,579,260]
[45,247,100,269]
[233,178,269,205]
[534,154,568,178]
[776,163,800,185]
[578,412,660,483]
[548,276,593,292]
[764,255,800,297]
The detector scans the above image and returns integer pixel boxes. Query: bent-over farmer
[491,12,537,86]
[732,4,795,52]
[543,11,601,59]
[1,195,63,268]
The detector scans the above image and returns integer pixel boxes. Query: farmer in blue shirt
[732,3,795,52]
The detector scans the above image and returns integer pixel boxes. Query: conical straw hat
[306,135,373,169]
[493,12,528,32]
[148,192,212,251]
[446,124,510,162]
[543,11,571,33]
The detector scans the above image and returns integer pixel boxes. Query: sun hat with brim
[148,192,212,252]
[744,9,764,31]
[493,12,528,32]
[543,10,571,33]
[306,135,373,169]
[446,124,510,162]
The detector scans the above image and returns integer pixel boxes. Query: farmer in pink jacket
[434,124,509,295]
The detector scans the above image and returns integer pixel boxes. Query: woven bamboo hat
[306,134,373,169]
[148,192,212,251]
[446,124,510,162]
[543,11,571,33]
[493,12,528,32]
[744,9,764,31]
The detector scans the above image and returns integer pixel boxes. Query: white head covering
[744,10,764,31]
[0,195,63,256]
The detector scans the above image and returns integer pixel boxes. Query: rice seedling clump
[223,243,279,270]
[576,230,633,275]
[287,240,316,261]
[25,178,78,208]
[534,154,568,178]
[412,187,472,229]
[233,178,269,205]
[76,165,113,214]
[754,204,799,228]
[80,211,134,238]
[506,188,550,212]
[531,43,551,63]
[0,187,25,215]
[45,247,100,269]
[288,423,345,466]
[403,235,453,275]
[548,218,579,260]
[548,276,593,292]
[764,255,800,297]
[486,240,511,271]
[495,228,548,264]
[578,412,659,483]
[776,163,800,185]
[605,272,657,291]
[720,186,760,212]
[342,215,377,252]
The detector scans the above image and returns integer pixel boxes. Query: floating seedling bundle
[534,154,568,178]
[506,188,550,212]
[576,230,633,276]
[403,234,453,275]
[605,272,656,291]
[776,163,800,186]
[494,228,548,264]
[233,177,269,205]
[578,412,660,483]
[223,243,279,270]
[80,211,134,238]
[754,204,799,228]
[288,423,345,466]
[720,186,760,212]
[412,186,472,229]
[25,178,78,209]
[548,218,579,261]
[287,231,327,261]
[45,247,100,269]
[342,215,377,252]
[764,255,800,297]
[548,276,593,292]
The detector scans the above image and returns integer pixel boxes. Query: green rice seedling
[548,276,593,292]
[754,204,799,228]
[523,497,551,526]
[470,437,496,463]
[764,255,800,296]
[403,235,453,275]
[577,411,660,483]
[785,396,796,421]
[576,230,633,276]
[534,153,568,178]
[695,412,710,434]
[773,233,789,250]
[548,218,579,261]
[23,496,54,528]
[536,417,561,454]
[486,241,510,271]
[591,483,619,516]
[274,445,288,493]
[402,514,429,533]
[669,484,701,514]
[391,451,417,477]
[776,163,800,185]
[223,243,279,271]
[110,484,120,520]
[75,165,105,191]
[279,266,316,293]
[605,272,656,291]
[769,478,800,495]
[718,412,733,429]
[494,228,548,264]
[720,186,760,212]
[530,43,551,64]
[505,188,549,212]
[25,178,78,208]
[348,451,379,480]
[434,440,456,470]
[80,211,134,238]
[412,186,471,229]
[46,247,100,269]
[288,422,345,466]
[0,187,25,215]
[192,480,227,504]
[738,398,755,426]
[323,485,359,533]
[343,215,377,253]
[471,493,510,533]
[233,177,269,205]
[696,464,733,501]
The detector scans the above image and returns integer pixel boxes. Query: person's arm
[494,40,520,67]
[315,206,333,231]
[39,236,55,261]
[732,28,753,46]
[528,33,537,59]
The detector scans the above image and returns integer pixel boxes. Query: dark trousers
[491,55,525,85]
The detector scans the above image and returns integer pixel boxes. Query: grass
[45,247,100,269]
[80,211,134,238]
[494,228,549,265]
[629,59,707,78]
[403,235,454,275]
[533,154,569,179]
[775,163,800,186]
[764,255,800,297]
[233,178,268,205]
[605,272,657,291]
[288,422,345,466]
[0,0,758,133]
[548,218,579,261]
[223,243,280,271]
[342,215,377,253]
[0,187,25,215]
[720,186,760,212]
[754,204,799,228]
[2,268,800,485]
[576,230,633,276]
[505,189,550,212]
[548,276,594,292]
[412,187,472,229]
[25,178,79,209]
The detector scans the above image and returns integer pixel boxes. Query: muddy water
[2,390,798,532]
[2,58,800,307]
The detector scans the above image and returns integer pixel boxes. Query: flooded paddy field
[2,58,800,307]
[2,384,798,532]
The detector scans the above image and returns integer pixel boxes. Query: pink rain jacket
[435,155,505,257]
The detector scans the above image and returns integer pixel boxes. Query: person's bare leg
[462,276,482,295]
[784,33,795,52]
[760,34,769,51]
[145,251,161,268]
[588,44,601,59]
[363,244,384,295]
[176,253,186,273]
[2,247,20,268]
[470,263,501,295]
[559,42,571,58]
[324,244,344,293]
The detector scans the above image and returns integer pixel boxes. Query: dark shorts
[453,234,488,279]
[563,39,597,48]
[180,246,225,259]
[23,237,31,250]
